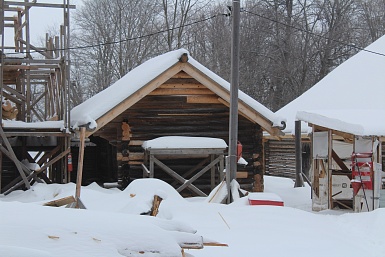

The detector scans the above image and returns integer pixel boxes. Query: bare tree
[357,0,385,43]
[156,0,209,51]
[71,0,159,98]
[69,0,385,111]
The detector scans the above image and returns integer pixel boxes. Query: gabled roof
[276,35,385,136]
[71,49,285,137]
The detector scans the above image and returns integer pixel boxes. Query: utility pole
[227,0,240,203]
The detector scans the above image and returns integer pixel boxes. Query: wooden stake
[75,127,86,207]
[151,195,163,216]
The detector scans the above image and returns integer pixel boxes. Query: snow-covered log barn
[70,49,285,195]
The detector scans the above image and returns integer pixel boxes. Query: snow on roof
[70,49,284,130]
[276,35,385,136]
[142,136,228,150]
[2,120,65,130]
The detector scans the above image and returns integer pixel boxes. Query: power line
[4,8,385,58]
[5,13,224,55]
[242,10,385,57]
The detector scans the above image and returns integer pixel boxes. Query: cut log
[44,196,76,207]
[150,195,163,216]
[203,242,229,247]
[236,171,248,179]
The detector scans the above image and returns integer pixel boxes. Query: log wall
[264,139,311,179]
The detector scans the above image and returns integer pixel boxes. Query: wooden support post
[328,130,333,209]
[75,127,86,207]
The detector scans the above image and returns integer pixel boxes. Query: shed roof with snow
[276,35,385,137]
[70,49,285,137]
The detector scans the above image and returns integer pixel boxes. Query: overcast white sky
[3,0,82,49]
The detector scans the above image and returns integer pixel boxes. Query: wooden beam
[89,63,185,137]
[312,124,354,141]
[152,156,206,196]
[4,1,76,9]
[176,156,221,193]
[75,127,86,207]
[3,65,38,70]
[331,149,349,171]
[3,84,26,101]
[160,83,205,89]
[171,71,192,79]
[37,147,70,174]
[18,39,52,59]
[186,95,221,104]
[149,88,214,95]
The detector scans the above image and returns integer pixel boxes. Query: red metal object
[351,152,373,196]
[67,153,73,172]
[237,141,242,161]
[248,199,284,206]
[248,193,284,206]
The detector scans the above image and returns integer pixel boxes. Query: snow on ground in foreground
[1,177,385,257]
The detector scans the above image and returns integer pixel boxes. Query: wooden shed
[70,49,285,195]
[267,35,385,183]
[297,110,383,212]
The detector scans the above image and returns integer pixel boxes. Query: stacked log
[2,101,18,120]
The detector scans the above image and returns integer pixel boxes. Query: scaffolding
[0,0,75,194]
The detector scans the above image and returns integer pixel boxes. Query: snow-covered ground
[1,176,385,257]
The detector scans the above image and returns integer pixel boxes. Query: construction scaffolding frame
[0,0,75,194]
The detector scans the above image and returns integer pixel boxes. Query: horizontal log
[149,88,215,96]
[129,152,144,161]
[3,65,38,70]
[128,161,144,165]
[117,153,129,162]
[187,95,221,104]
[129,140,144,146]
[236,171,249,179]
[160,83,205,89]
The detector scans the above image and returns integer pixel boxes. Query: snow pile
[1,177,385,257]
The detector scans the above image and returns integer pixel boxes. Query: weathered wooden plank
[171,71,192,79]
